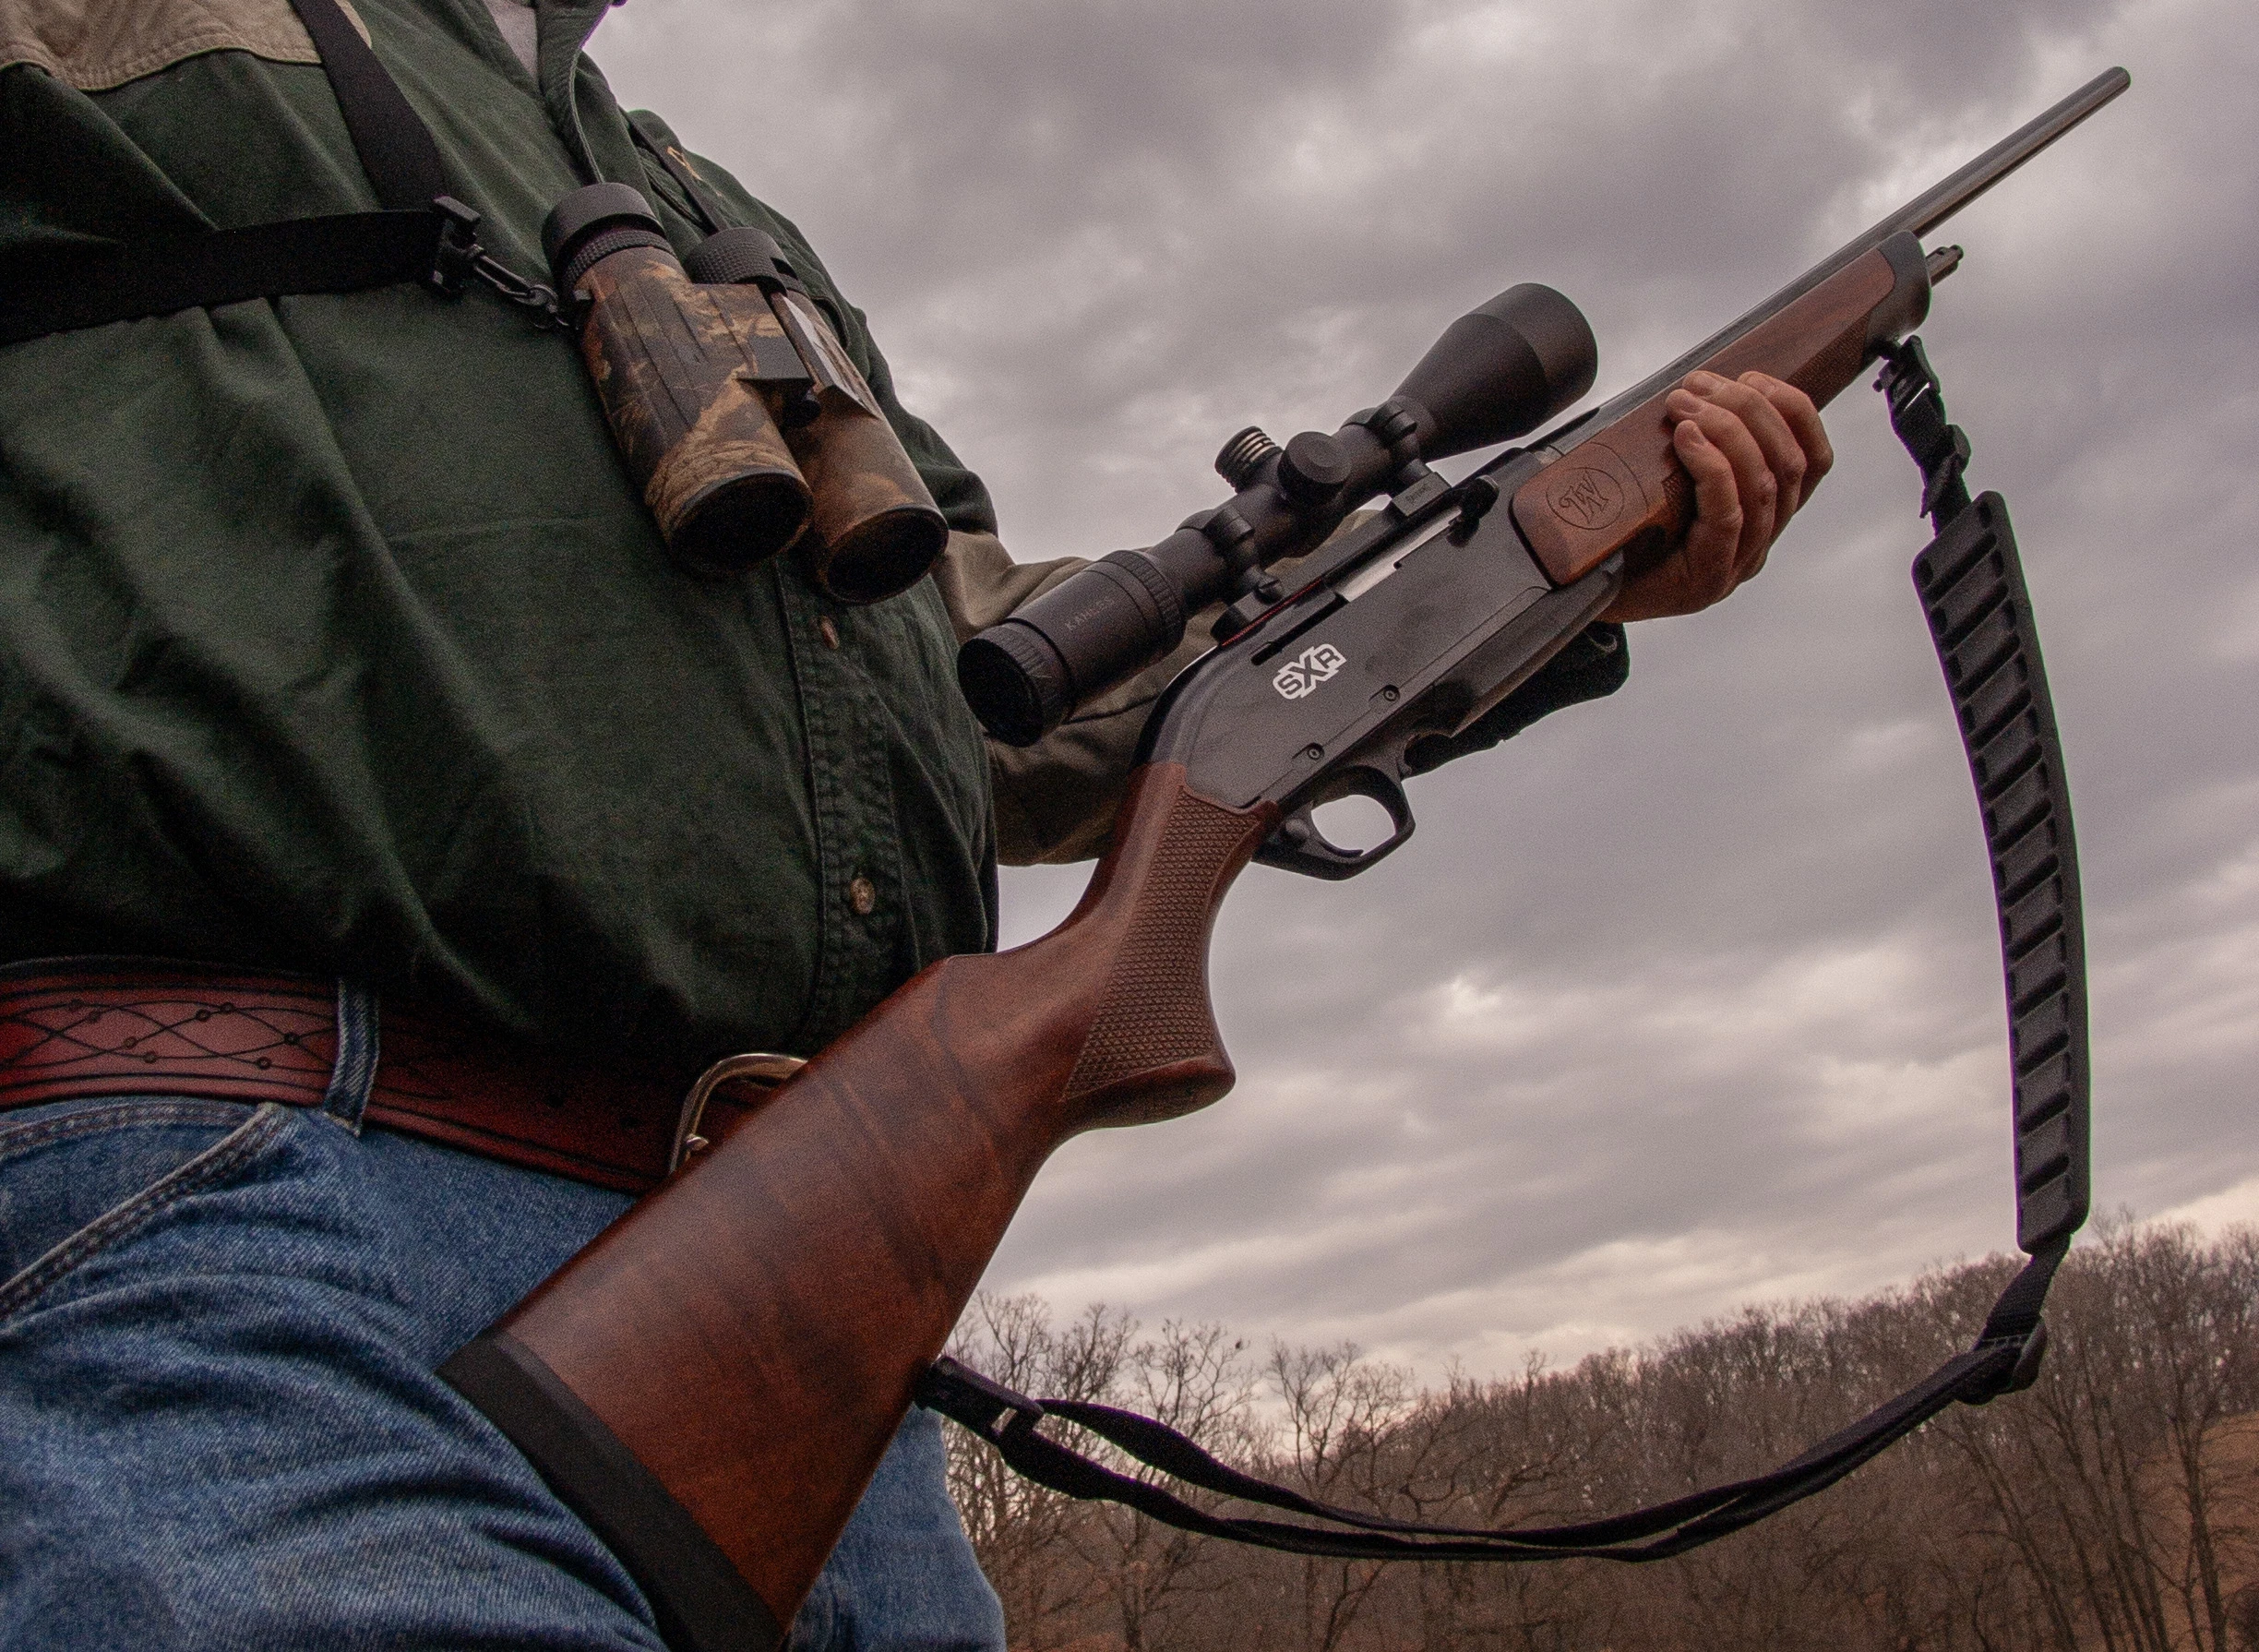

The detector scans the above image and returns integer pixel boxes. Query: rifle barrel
[1899,67,2132,241]
[1560,68,2131,437]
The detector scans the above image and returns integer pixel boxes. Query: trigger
[1255,772,1417,881]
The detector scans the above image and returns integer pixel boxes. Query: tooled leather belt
[0,958,794,1193]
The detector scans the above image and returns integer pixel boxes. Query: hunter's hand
[1600,370,1834,623]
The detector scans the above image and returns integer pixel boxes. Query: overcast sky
[593,0,2257,1377]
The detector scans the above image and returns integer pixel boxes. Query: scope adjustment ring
[1213,427,1282,491]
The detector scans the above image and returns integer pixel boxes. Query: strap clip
[426,196,568,330]
[1962,1318,2051,1405]
[1959,1239,2068,1405]
[1875,336,1973,528]
[916,1356,1046,1442]
[427,196,484,296]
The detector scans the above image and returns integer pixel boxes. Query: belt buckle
[669,1051,806,1172]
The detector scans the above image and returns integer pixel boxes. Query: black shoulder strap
[0,212,450,349]
[920,336,2091,1566]
[287,0,448,209]
[0,0,557,347]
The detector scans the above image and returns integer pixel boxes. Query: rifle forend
[1509,65,2129,588]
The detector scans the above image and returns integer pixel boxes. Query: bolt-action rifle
[441,70,2128,1652]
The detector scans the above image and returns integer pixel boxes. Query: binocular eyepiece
[544,184,948,605]
[957,281,1597,746]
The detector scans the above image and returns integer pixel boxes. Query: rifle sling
[922,337,2092,1563]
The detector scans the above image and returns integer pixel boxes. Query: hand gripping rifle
[440,70,2127,1652]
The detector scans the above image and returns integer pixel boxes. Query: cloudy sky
[593,0,2256,1377]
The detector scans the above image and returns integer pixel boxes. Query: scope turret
[957,283,1596,747]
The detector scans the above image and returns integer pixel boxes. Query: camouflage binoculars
[544,183,947,604]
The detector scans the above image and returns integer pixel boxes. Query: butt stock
[445,764,1275,1647]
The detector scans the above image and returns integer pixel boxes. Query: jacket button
[848,876,877,916]
[819,617,843,650]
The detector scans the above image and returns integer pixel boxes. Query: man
[0,0,1830,1646]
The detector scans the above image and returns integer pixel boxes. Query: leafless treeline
[943,1222,2259,1651]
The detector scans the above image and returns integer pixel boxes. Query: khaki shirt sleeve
[931,530,1219,866]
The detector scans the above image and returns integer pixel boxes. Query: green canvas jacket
[0,0,1625,1070]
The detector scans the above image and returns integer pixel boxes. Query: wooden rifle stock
[446,764,1275,1644]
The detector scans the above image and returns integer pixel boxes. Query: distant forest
[943,1222,2259,1652]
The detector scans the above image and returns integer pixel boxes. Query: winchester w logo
[1273,643,1347,700]
[1547,465,1625,533]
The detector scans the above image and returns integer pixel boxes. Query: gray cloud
[594,0,2257,1373]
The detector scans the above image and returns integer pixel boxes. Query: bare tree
[1076,1320,1259,1652]
[1938,1224,2259,1652]
[936,1222,2259,1652]
[1266,1342,1410,1652]
[946,1293,1134,1650]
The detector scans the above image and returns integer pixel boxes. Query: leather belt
[0,960,790,1193]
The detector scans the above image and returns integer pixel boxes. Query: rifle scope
[958,283,1596,746]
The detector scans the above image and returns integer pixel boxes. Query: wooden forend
[1512,243,1905,587]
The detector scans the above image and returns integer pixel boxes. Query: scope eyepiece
[958,624,1073,748]
[956,543,1200,747]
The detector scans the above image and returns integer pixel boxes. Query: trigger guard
[1255,768,1416,881]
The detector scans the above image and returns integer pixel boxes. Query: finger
[1740,371,1835,500]
[1698,373,1809,520]
[1677,389,1776,570]
[1671,416,1742,610]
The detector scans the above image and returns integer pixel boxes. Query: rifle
[440,69,2127,1652]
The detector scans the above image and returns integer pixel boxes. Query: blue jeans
[0,988,1005,1651]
